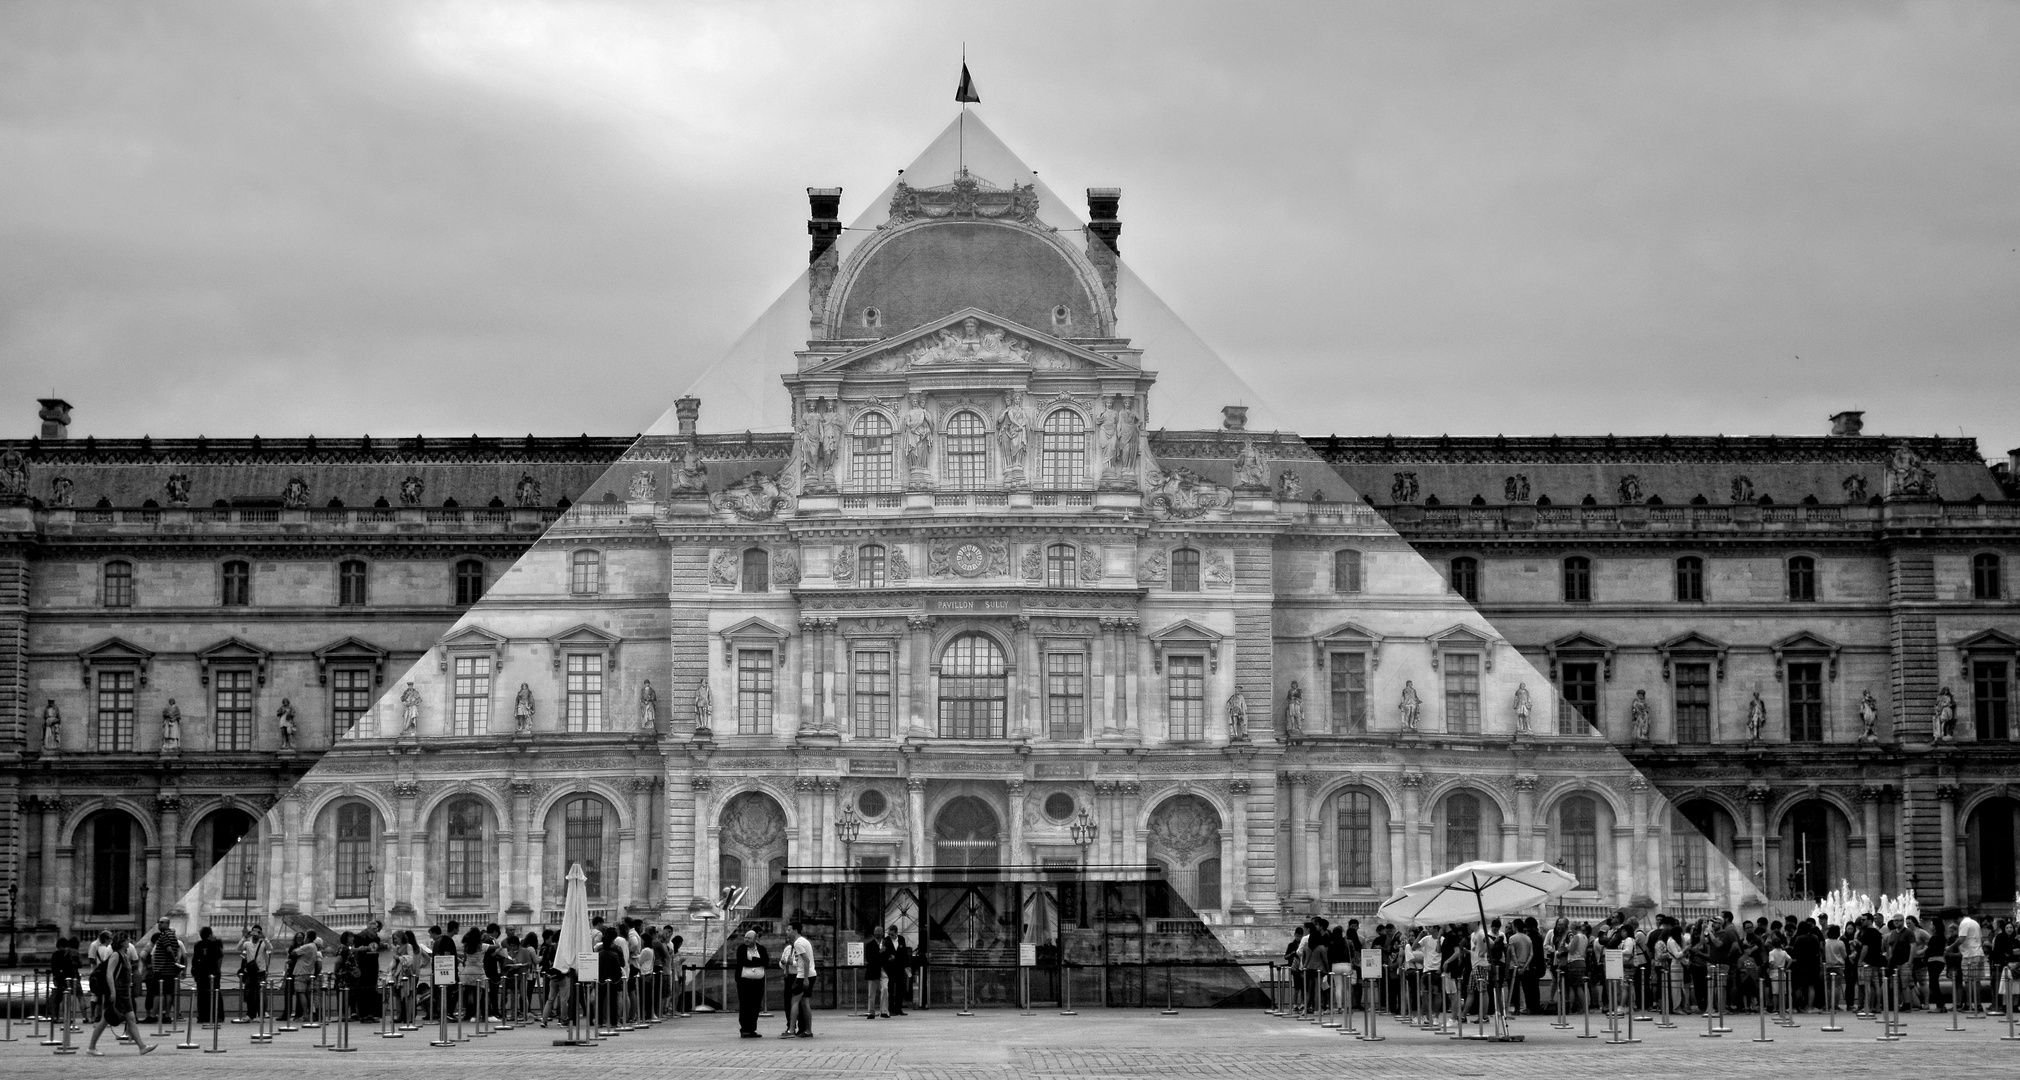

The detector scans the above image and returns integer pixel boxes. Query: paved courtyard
[3,1005,2018,1079]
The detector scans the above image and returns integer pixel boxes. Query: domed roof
[833,217,1106,339]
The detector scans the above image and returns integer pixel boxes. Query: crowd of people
[1282,907,2020,1023]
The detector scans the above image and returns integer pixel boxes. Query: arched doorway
[933,796,1000,867]
[1966,796,2020,907]
[542,793,621,908]
[1777,798,1853,900]
[77,809,143,920]
[1675,799,1739,897]
[192,808,259,909]
[718,791,789,901]
[1146,794,1223,912]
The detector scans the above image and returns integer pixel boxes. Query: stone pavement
[4,1005,2019,1079]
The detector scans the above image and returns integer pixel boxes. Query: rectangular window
[1787,662,1824,742]
[1046,651,1087,740]
[1675,558,1704,602]
[445,805,483,900]
[1449,557,1479,602]
[96,669,137,751]
[214,669,254,751]
[852,650,892,739]
[103,562,134,608]
[1337,793,1373,888]
[1443,653,1480,734]
[1167,655,1206,741]
[1680,822,1709,892]
[1974,660,2010,741]
[1674,662,1712,744]
[1328,652,1367,733]
[1558,662,1598,735]
[859,545,886,588]
[222,561,250,606]
[565,654,604,732]
[1562,557,1591,603]
[331,668,373,740]
[737,650,775,734]
[219,834,256,900]
[1169,549,1201,592]
[452,656,491,736]
[338,561,368,606]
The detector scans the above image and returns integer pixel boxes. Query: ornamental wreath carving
[719,791,787,849]
[711,471,792,520]
[1146,795,1220,860]
[1144,466,1233,519]
[710,550,739,587]
[887,175,1043,224]
[929,538,1009,579]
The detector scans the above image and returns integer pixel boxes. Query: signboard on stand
[1019,943,1038,968]
[433,956,456,985]
[1603,948,1625,982]
[846,942,865,967]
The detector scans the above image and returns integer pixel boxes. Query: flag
[955,62,980,103]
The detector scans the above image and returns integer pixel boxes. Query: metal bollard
[178,981,201,1049]
[1578,971,1597,1038]
[2003,964,2020,1042]
[1359,976,1384,1042]
[1654,964,1676,1029]
[1822,969,1843,1032]
[205,986,227,1053]
[52,983,77,1055]
[317,982,331,1048]
[430,985,455,1048]
[472,984,490,1037]
[330,987,356,1052]
[1551,963,1571,1029]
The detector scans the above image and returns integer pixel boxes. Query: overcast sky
[4,2,2016,457]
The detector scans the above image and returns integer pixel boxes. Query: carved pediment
[1429,624,1501,671]
[313,636,389,686]
[1770,631,1842,679]
[547,623,621,669]
[811,309,1128,377]
[1544,631,1618,680]
[1657,631,1731,680]
[77,636,155,687]
[1314,621,1385,671]
[196,636,271,685]
[1147,619,1223,674]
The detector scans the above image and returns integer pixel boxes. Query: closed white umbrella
[1376,860,1579,928]
[554,863,595,980]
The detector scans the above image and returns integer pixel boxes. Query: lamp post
[365,864,377,928]
[240,859,255,933]
[139,881,150,927]
[835,805,862,869]
[6,881,18,967]
[1067,809,1099,1011]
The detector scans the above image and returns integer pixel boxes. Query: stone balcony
[36,504,561,535]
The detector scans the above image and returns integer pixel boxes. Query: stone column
[1227,777,1251,912]
[1612,825,1635,905]
[1400,772,1425,885]
[1120,781,1142,866]
[507,778,533,918]
[687,774,712,905]
[39,796,62,920]
[1018,617,1041,738]
[1122,619,1141,736]
[908,616,934,733]
[1006,619,1025,738]
[1092,622,1112,734]
[1005,779,1025,866]
[1514,774,1539,861]
[824,623,841,733]
[394,780,420,920]
[277,790,303,914]
[628,776,655,911]
[1284,773,1311,903]
[1937,784,1960,908]
[1628,774,1651,900]
[1300,775,1323,897]
[1745,783,1772,901]
[815,777,840,874]
[155,791,183,915]
[1092,782,1117,869]
[797,618,818,736]
[793,777,815,873]
[906,777,928,866]
[1859,785,1883,896]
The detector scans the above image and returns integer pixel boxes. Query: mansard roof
[797,308,1140,380]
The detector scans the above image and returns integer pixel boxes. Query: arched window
[1196,856,1223,911]
[454,558,485,606]
[858,543,886,587]
[938,634,1008,738]
[222,560,250,607]
[86,811,136,915]
[1040,409,1086,488]
[1448,556,1478,602]
[1333,549,1362,594]
[1975,553,2003,600]
[1337,791,1373,888]
[1787,556,1816,601]
[1444,793,1480,868]
[204,809,257,900]
[335,803,372,899]
[943,410,987,490]
[103,560,134,608]
[1675,556,1704,602]
[563,798,606,899]
[1046,543,1078,589]
[445,799,485,899]
[338,559,368,606]
[1559,796,1598,886]
[570,549,602,595]
[1562,556,1591,602]
[850,412,895,490]
[1170,548,1201,592]
[741,548,770,593]
[933,796,1000,867]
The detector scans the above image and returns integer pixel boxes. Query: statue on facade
[282,476,310,509]
[1114,397,1142,478]
[639,679,658,731]
[514,473,542,506]
[399,476,424,506]
[1226,686,1250,741]
[627,468,657,502]
[1399,681,1421,732]
[1276,469,1302,501]
[900,393,934,479]
[1932,687,1956,741]
[1745,690,1768,744]
[1283,680,1305,737]
[276,698,297,748]
[996,395,1033,482]
[164,473,192,507]
[1856,688,1880,743]
[1629,689,1651,743]
[1513,683,1533,734]
[400,681,422,736]
[1886,442,1938,498]
[41,699,60,753]
[1232,439,1269,489]
[161,699,182,752]
[693,682,714,737]
[0,449,27,502]
[514,682,535,734]
[672,438,707,492]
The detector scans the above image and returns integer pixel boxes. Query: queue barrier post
[205,985,226,1053]
[1577,970,1596,1038]
[178,981,201,1049]
[430,984,454,1048]
[2002,963,2019,1042]
[52,981,78,1055]
[1359,976,1384,1042]
[330,987,355,1052]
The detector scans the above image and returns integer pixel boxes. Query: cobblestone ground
[4,1005,2019,1079]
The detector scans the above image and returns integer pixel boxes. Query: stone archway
[1965,796,2020,907]
[933,796,1000,867]
[719,791,789,899]
[1146,794,1223,912]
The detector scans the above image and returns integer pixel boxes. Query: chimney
[1222,405,1249,432]
[675,396,700,437]
[1085,188,1122,313]
[37,398,72,440]
[1829,410,1865,436]
[807,188,842,265]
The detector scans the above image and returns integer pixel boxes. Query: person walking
[86,930,155,1056]
[733,928,770,1038]
[886,930,912,1015]
[862,926,888,1018]
[191,926,224,1024]
[781,921,817,1037]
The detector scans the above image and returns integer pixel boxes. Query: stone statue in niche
[1513,683,1533,734]
[1745,689,1768,744]
[1094,396,1141,483]
[1390,471,1419,503]
[41,699,61,753]
[1841,474,1868,502]
[672,439,707,492]
[50,476,74,507]
[1233,439,1270,489]
[515,474,542,506]
[1730,475,1755,504]
[399,476,424,506]
[1886,443,1938,498]
[628,469,656,502]
[276,698,297,748]
[1504,474,1530,502]
[1226,686,1250,741]
[514,683,534,734]
[1617,474,1642,504]
[400,681,421,736]
[1398,681,1421,732]
[1283,681,1305,737]
[165,473,192,507]
[1629,689,1651,743]
[900,393,934,480]
[1276,470,1302,500]
[0,450,26,501]
[282,476,310,509]
[640,679,657,731]
[996,394,1034,483]
[1932,687,1955,741]
[161,699,182,752]
[693,682,714,737]
[1855,688,1879,743]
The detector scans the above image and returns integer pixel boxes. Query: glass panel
[332,668,373,740]
[1444,795,1480,868]
[1559,662,1598,734]
[850,413,895,491]
[1040,409,1085,488]
[1167,655,1206,741]
[214,669,254,751]
[853,650,892,738]
[565,654,604,732]
[564,799,604,899]
[1787,662,1823,742]
[335,803,372,899]
[738,650,775,734]
[1560,796,1597,884]
[1975,660,2010,741]
[1674,663,1712,744]
[1337,791,1372,887]
[97,670,136,751]
[1443,654,1480,734]
[938,635,1007,739]
[445,800,484,899]
[1046,652,1086,740]
[453,655,491,736]
[1329,652,1366,733]
[944,411,987,490]
[1169,549,1200,592]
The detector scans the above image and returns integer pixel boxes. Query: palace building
[2,116,2014,979]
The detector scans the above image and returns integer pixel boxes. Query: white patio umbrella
[554,863,596,980]
[1376,860,1579,928]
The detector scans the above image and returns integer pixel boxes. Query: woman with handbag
[733,928,770,1038]
[86,931,155,1055]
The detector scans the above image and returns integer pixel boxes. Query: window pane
[853,650,892,739]
[1974,660,2010,741]
[1559,662,1598,735]
[335,803,372,899]
[938,635,1007,738]
[1329,652,1366,733]
[1675,557,1703,601]
[1040,409,1085,488]
[1333,550,1361,593]
[1562,557,1590,602]
[222,561,250,606]
[1975,554,2003,600]
[339,560,367,605]
[1169,549,1201,592]
[1337,791,1372,887]
[741,549,769,593]
[104,562,134,607]
[1560,797,1598,885]
[565,654,604,732]
[1046,652,1086,740]
[332,668,373,740]
[859,544,886,588]
[214,670,254,751]
[1674,663,1712,744]
[96,670,136,751]
[1443,654,1480,734]
[944,410,987,490]
[1788,557,1816,601]
[737,650,774,734]
[1444,794,1480,868]
[445,800,484,899]
[456,559,485,605]
[850,413,895,491]
[1787,662,1823,742]
[571,550,601,594]
[564,799,604,899]
[1449,557,1478,602]
[1046,544,1077,589]
[1167,655,1206,741]
[453,655,491,736]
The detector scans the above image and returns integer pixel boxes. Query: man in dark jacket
[191,927,225,1023]
[862,927,888,1018]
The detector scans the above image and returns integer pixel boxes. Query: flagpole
[959,44,966,176]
